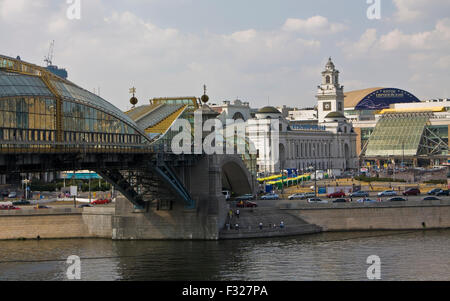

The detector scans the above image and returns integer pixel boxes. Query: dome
[130,96,138,106]
[344,88,421,110]
[325,111,345,119]
[257,106,280,114]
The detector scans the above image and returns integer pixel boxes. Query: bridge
[0,55,256,240]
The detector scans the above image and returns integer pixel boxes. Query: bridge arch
[219,155,255,197]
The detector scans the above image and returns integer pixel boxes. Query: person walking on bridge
[236,209,240,219]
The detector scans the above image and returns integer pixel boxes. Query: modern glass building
[0,55,150,153]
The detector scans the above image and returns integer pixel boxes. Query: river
[0,229,449,281]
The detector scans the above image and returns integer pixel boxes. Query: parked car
[1,190,9,197]
[378,190,397,197]
[236,200,258,208]
[427,188,442,195]
[288,193,306,200]
[12,200,31,206]
[235,194,254,201]
[0,205,20,210]
[403,188,421,196]
[423,196,440,201]
[357,198,377,203]
[261,193,280,200]
[350,191,369,198]
[7,191,17,198]
[304,192,316,198]
[307,198,328,204]
[327,191,346,198]
[333,198,348,203]
[436,190,449,196]
[388,197,407,202]
[78,204,94,208]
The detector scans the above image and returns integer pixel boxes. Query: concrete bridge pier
[112,154,249,240]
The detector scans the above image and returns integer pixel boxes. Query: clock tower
[316,57,345,123]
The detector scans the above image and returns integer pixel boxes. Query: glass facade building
[0,55,150,152]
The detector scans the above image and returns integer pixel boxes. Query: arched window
[325,75,331,84]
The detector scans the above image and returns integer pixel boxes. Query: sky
[1,0,450,111]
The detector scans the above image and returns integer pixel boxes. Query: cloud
[393,0,450,22]
[282,16,348,35]
[341,18,450,57]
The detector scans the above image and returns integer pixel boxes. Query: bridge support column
[112,155,228,240]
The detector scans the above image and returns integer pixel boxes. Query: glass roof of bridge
[0,55,148,139]
[0,70,53,98]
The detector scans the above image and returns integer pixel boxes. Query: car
[436,190,449,196]
[12,200,31,206]
[35,205,51,209]
[307,198,328,204]
[427,188,442,195]
[403,188,421,196]
[288,193,306,200]
[7,191,17,198]
[388,197,407,202]
[222,190,231,200]
[422,196,440,201]
[333,198,348,203]
[78,204,94,208]
[235,194,254,201]
[236,200,258,208]
[378,190,397,197]
[261,193,279,200]
[0,205,20,210]
[357,198,377,203]
[350,191,369,198]
[327,191,346,198]
[1,190,9,197]
[91,199,111,205]
[304,192,316,198]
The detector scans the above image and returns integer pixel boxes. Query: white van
[222,190,231,200]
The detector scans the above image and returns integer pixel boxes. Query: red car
[0,205,20,210]
[403,188,421,196]
[91,199,111,205]
[236,201,258,208]
[327,191,346,198]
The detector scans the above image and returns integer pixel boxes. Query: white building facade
[247,58,358,176]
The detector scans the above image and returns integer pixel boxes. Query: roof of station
[0,54,148,139]
[344,87,421,111]
[365,113,430,157]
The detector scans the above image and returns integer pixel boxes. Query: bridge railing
[0,140,168,154]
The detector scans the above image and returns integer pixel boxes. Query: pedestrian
[235,223,239,231]
[236,209,240,219]
[259,222,263,230]
[280,221,285,229]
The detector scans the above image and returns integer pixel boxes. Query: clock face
[323,102,331,111]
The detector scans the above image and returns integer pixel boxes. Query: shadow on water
[0,229,450,281]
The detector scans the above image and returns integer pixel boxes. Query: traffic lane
[252,195,450,207]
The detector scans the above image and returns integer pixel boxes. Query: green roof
[325,111,345,118]
[258,106,280,114]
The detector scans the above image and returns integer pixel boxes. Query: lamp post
[313,146,317,197]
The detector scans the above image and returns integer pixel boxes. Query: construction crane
[44,40,55,66]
